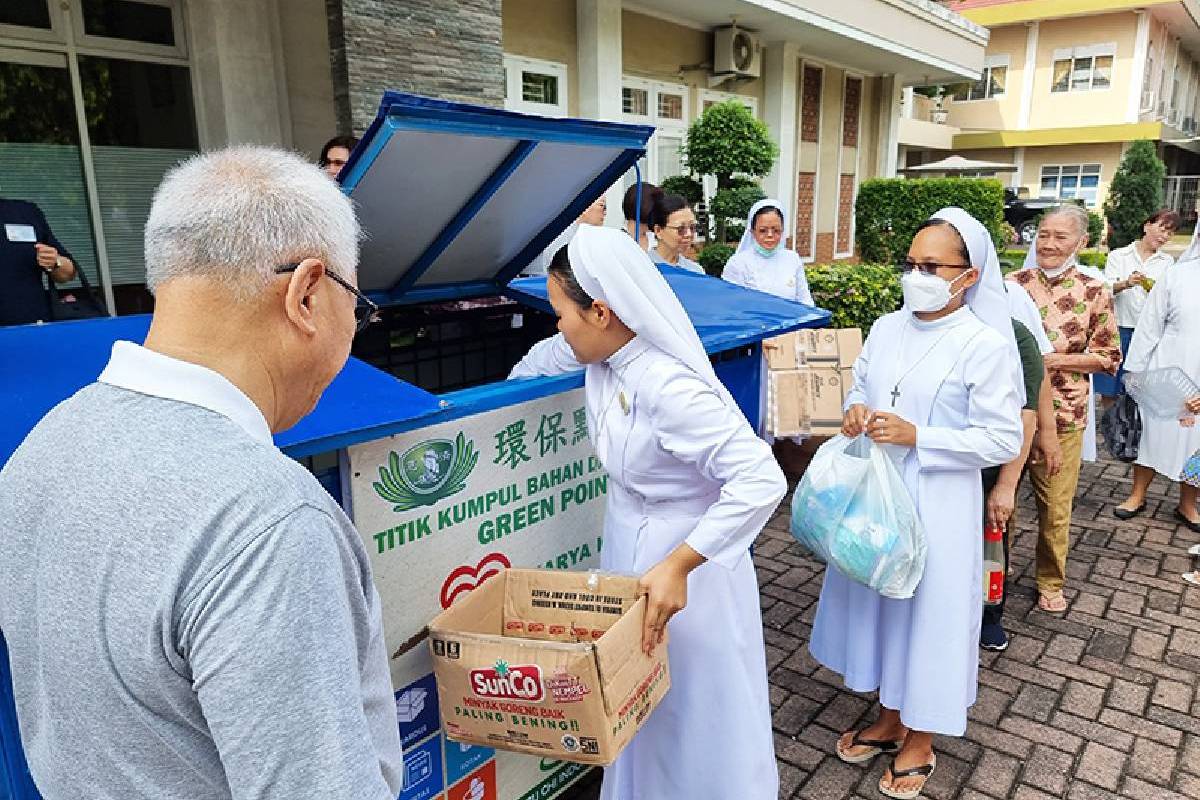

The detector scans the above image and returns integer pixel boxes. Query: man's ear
[283,258,325,336]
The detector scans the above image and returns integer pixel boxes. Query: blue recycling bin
[0,92,828,800]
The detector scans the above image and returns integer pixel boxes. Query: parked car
[1004,188,1084,245]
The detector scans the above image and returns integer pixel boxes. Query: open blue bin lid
[340,91,655,306]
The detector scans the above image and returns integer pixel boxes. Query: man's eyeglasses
[274,263,379,333]
[896,259,972,275]
[667,223,699,235]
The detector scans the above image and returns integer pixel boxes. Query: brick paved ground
[758,450,1200,800]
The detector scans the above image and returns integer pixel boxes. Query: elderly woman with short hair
[1008,204,1121,613]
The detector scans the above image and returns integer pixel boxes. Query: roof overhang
[627,0,989,84]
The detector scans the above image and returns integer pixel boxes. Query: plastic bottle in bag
[982,523,1005,606]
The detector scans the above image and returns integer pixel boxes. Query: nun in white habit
[509,225,786,800]
[722,198,815,305]
[810,208,1022,800]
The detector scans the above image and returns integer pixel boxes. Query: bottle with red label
[983,522,1005,606]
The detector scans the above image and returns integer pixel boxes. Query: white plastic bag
[789,434,927,599]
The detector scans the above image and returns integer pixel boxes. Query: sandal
[879,754,937,800]
[835,730,905,764]
[1038,591,1068,614]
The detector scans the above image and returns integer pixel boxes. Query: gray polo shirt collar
[98,341,274,446]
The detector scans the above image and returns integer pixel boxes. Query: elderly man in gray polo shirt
[0,147,402,798]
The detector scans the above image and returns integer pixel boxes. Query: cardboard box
[768,366,858,437]
[428,568,670,765]
[799,328,862,368]
[764,331,802,370]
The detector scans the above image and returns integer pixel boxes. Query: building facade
[909,0,1200,229]
[0,0,985,314]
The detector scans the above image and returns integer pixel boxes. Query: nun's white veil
[566,225,738,411]
[736,199,787,255]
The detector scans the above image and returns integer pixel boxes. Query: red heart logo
[440,552,511,609]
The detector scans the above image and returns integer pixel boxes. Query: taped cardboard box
[799,328,862,367]
[764,331,803,370]
[767,369,810,437]
[428,568,670,765]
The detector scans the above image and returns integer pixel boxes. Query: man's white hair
[144,145,360,301]
[1041,203,1090,240]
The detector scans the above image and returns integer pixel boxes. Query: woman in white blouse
[509,225,785,799]
[1099,209,1178,398]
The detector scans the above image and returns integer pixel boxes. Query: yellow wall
[1027,12,1139,129]
[501,0,579,114]
[945,24,1028,132]
[1019,142,1124,209]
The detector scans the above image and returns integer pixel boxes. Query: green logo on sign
[372,432,479,512]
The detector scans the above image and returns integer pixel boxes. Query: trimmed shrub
[1077,251,1107,269]
[855,178,1007,264]
[804,262,901,333]
[697,243,735,276]
[710,182,766,241]
[1103,140,1165,249]
[660,175,704,206]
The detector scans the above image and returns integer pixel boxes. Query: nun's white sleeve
[721,254,752,289]
[651,371,786,570]
[508,334,582,379]
[914,334,1023,470]
[1123,274,1169,373]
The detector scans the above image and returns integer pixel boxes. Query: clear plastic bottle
[983,522,1005,607]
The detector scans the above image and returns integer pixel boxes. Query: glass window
[521,72,558,106]
[1071,57,1093,92]
[1095,55,1113,90]
[990,65,1007,97]
[658,92,684,120]
[953,65,1005,101]
[1040,164,1102,206]
[81,0,174,46]
[656,134,683,180]
[1,1,51,29]
[1052,59,1071,93]
[0,59,100,293]
[622,87,647,116]
[79,56,197,286]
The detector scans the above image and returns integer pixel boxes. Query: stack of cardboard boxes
[766,328,863,437]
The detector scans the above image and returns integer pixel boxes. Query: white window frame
[621,76,689,185]
[503,54,568,117]
[1051,43,1116,94]
[0,0,65,44]
[1040,163,1102,207]
[698,88,758,116]
[952,54,1009,102]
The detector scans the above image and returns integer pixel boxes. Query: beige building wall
[502,0,580,114]
[1027,12,1139,130]
[1019,142,1124,210]
[815,65,845,237]
[945,24,1027,132]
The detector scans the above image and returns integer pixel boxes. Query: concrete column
[187,0,289,147]
[576,0,624,225]
[763,42,800,212]
[874,74,902,178]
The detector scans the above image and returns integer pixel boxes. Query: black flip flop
[1113,503,1146,520]
[880,754,937,800]
[835,730,904,764]
[1176,508,1200,534]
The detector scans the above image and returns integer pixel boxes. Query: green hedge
[697,243,735,276]
[855,178,1007,264]
[805,262,901,333]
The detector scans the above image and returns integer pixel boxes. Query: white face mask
[901,270,969,313]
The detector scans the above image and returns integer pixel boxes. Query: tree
[682,100,778,242]
[1103,140,1165,249]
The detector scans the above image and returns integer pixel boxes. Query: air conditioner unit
[1168,108,1181,127]
[713,26,762,79]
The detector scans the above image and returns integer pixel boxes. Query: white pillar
[763,42,800,213]
[1128,11,1150,122]
[875,75,902,178]
[577,0,624,226]
[1018,21,1039,130]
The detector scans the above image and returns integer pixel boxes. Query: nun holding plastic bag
[806,208,1022,800]
[508,226,785,800]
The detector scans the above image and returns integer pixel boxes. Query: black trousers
[981,466,1010,626]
